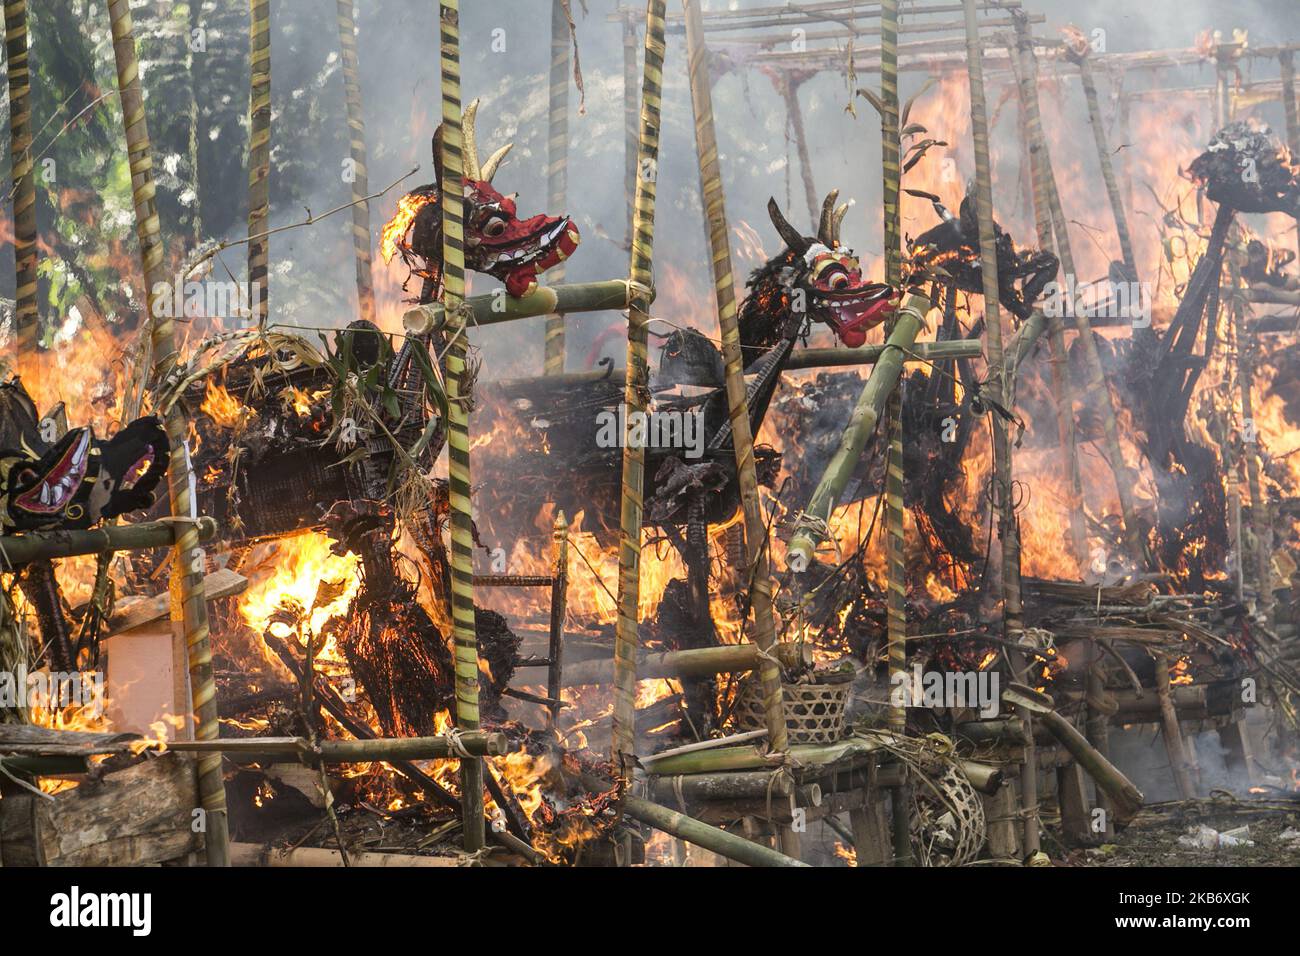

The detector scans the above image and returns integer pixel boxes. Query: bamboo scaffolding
[1154,656,1196,800]
[657,0,1027,30]
[623,15,639,250]
[785,291,930,568]
[1067,43,1137,278]
[610,0,668,782]
[247,0,271,327]
[4,0,37,366]
[106,0,229,868]
[1014,19,1145,568]
[437,0,485,854]
[543,0,570,375]
[546,512,569,726]
[964,0,1034,857]
[775,72,819,226]
[683,0,787,769]
[335,0,376,325]
[1008,30,1087,572]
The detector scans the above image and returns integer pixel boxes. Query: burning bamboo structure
[248,0,271,327]
[106,0,229,868]
[438,0,485,853]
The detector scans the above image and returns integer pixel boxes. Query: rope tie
[443,727,474,759]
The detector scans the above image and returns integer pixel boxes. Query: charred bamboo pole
[1036,708,1143,825]
[965,0,1034,856]
[1281,52,1300,261]
[247,0,271,327]
[684,0,787,760]
[543,0,570,374]
[1009,32,1088,572]
[437,0,484,854]
[1154,655,1197,800]
[880,0,913,868]
[5,0,38,365]
[403,279,638,333]
[1015,19,1144,568]
[620,791,809,866]
[167,732,510,761]
[546,511,568,726]
[1085,666,1114,837]
[785,291,930,568]
[611,0,668,781]
[563,641,811,686]
[107,0,229,868]
[646,769,794,803]
[1067,44,1137,278]
[336,0,376,325]
[0,517,218,565]
[1228,249,1273,622]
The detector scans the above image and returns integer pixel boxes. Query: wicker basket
[734,673,851,744]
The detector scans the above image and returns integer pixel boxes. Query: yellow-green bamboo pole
[248,0,271,327]
[543,0,570,374]
[1068,44,1136,278]
[683,0,787,755]
[437,0,484,854]
[5,0,37,366]
[880,0,914,869]
[611,0,667,780]
[336,0,375,325]
[964,0,1035,856]
[1008,30,1088,574]
[1015,19,1143,568]
[107,0,229,867]
[623,13,639,250]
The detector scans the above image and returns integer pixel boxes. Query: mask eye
[483,216,507,238]
[826,270,849,290]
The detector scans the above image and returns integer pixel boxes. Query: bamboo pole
[247,0,271,328]
[1154,655,1196,800]
[610,0,667,781]
[879,0,914,869]
[336,0,376,325]
[1014,19,1144,568]
[683,0,787,761]
[0,517,218,564]
[106,0,229,867]
[1008,30,1087,573]
[1067,44,1137,277]
[619,792,809,866]
[964,0,1035,856]
[1035,708,1143,825]
[563,640,811,686]
[546,511,568,726]
[166,731,509,761]
[403,279,636,333]
[437,0,484,854]
[4,0,37,366]
[230,844,470,867]
[777,73,819,226]
[785,291,930,568]
[543,0,570,375]
[1281,52,1300,263]
[623,16,639,250]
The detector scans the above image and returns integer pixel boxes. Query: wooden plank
[106,568,249,635]
[0,752,201,866]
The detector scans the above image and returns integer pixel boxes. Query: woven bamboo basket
[734,672,851,744]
